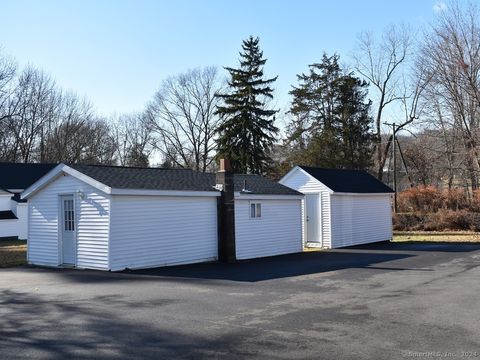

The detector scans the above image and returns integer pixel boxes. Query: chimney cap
[219,158,232,172]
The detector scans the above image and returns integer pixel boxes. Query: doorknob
[306,216,310,221]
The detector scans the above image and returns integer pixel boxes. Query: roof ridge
[299,165,368,172]
[70,164,194,171]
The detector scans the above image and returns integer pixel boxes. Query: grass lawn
[0,240,27,268]
[393,232,480,243]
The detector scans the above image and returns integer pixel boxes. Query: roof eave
[280,166,335,194]
[21,164,112,200]
[235,192,304,199]
[110,188,221,197]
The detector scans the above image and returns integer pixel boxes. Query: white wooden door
[305,194,321,243]
[61,195,76,265]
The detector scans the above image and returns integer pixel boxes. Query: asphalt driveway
[1,242,480,359]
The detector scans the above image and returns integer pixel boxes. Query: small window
[63,199,75,231]
[250,203,261,219]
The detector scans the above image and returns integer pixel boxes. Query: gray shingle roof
[299,166,394,193]
[69,164,301,196]
[0,163,57,190]
[232,174,302,195]
[70,164,218,192]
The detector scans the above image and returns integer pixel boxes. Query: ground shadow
[25,241,480,284]
[0,289,262,360]
[128,241,480,282]
[127,248,415,282]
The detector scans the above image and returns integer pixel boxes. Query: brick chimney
[216,159,236,262]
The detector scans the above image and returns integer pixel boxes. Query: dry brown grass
[0,240,27,268]
[393,232,480,243]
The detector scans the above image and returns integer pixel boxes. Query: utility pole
[384,122,397,213]
[396,137,414,188]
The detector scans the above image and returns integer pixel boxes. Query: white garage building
[21,162,303,271]
[280,166,393,248]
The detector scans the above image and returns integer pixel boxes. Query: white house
[21,161,303,271]
[0,163,56,240]
[280,166,393,248]
[0,189,22,239]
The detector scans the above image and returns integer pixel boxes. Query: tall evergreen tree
[286,53,373,169]
[215,36,279,174]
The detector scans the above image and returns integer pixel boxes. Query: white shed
[21,162,303,271]
[279,166,393,248]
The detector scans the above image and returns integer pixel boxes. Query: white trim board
[22,164,111,200]
[111,189,221,197]
[279,166,335,194]
[21,163,222,200]
[235,192,304,200]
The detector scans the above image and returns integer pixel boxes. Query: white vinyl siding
[15,203,28,240]
[279,168,332,247]
[330,194,392,248]
[235,198,302,260]
[0,219,19,238]
[109,195,218,270]
[28,174,110,269]
[0,194,11,209]
[0,194,28,240]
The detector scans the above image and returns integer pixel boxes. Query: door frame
[304,193,322,247]
[58,193,77,266]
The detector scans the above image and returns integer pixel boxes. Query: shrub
[393,210,480,232]
[441,188,470,211]
[398,186,442,213]
[471,190,480,212]
[397,186,478,213]
[393,213,427,231]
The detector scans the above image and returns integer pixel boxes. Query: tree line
[1,2,479,192]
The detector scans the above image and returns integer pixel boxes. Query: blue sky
[1,0,446,116]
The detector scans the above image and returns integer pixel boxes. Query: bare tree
[353,25,414,179]
[3,67,60,162]
[145,66,224,171]
[42,92,105,163]
[0,50,117,165]
[0,50,18,159]
[0,49,16,118]
[421,2,480,190]
[112,113,153,167]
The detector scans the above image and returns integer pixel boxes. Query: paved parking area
[1,242,480,359]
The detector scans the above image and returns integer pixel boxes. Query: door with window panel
[61,195,76,265]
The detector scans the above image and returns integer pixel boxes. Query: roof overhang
[111,188,221,197]
[279,166,335,194]
[21,163,112,200]
[21,163,222,200]
[234,192,304,200]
